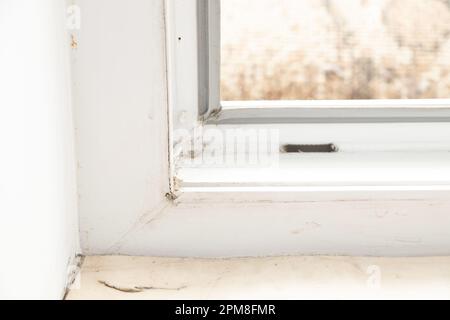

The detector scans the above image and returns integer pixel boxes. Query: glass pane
[220,0,450,101]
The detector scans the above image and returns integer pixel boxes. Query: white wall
[0,0,80,299]
[74,0,450,258]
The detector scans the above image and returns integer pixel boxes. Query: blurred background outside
[220,0,450,101]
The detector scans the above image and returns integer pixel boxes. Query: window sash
[212,100,450,124]
[201,0,450,124]
[167,0,450,135]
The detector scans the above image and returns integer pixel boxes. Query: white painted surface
[109,196,450,257]
[179,152,450,187]
[72,0,170,253]
[73,0,450,258]
[166,0,201,131]
[0,0,80,299]
[67,256,450,300]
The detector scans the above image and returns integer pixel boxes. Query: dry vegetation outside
[220,0,450,101]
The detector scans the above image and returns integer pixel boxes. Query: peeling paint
[70,34,78,49]
[165,192,178,201]
[63,255,85,300]
[173,176,183,192]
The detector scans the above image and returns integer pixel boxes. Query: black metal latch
[281,144,338,153]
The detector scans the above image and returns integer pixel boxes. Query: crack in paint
[98,280,187,293]
[106,199,174,254]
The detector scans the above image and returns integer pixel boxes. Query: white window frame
[165,0,450,197]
